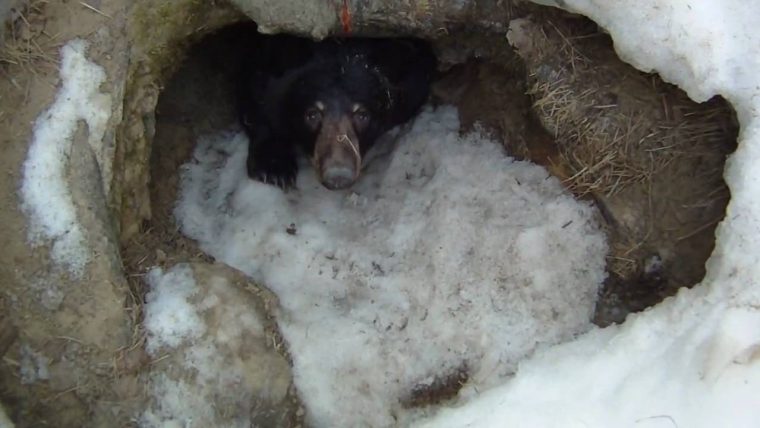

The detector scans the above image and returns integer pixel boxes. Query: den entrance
[124,12,736,418]
[135,18,736,325]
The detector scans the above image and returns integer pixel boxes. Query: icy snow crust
[414,1,760,427]
[19,39,111,277]
[175,106,607,427]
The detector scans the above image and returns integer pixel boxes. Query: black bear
[237,34,436,190]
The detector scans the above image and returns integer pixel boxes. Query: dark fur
[237,35,436,189]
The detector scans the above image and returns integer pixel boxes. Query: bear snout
[314,115,362,190]
[321,166,356,190]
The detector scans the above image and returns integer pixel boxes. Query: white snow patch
[174,106,607,427]
[411,1,760,427]
[19,39,111,277]
[141,373,222,428]
[143,265,206,355]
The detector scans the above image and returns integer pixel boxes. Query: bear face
[238,36,436,190]
[283,52,400,189]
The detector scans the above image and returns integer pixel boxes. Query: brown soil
[118,23,240,381]
[0,2,138,426]
[119,34,229,306]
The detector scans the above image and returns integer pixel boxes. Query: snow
[411,1,760,427]
[19,39,111,277]
[173,106,607,426]
[141,263,285,427]
[143,265,207,355]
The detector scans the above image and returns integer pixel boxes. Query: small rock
[286,223,297,235]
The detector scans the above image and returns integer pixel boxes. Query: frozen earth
[171,106,607,426]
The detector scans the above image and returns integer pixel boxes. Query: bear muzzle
[313,115,362,190]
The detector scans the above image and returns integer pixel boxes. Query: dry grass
[514,18,736,293]
[529,25,733,199]
[0,1,59,73]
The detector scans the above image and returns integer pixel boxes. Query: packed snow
[19,39,111,277]
[412,1,760,427]
[173,106,607,426]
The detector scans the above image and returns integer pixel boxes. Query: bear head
[283,52,398,190]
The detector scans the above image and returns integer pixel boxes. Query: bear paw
[248,155,298,189]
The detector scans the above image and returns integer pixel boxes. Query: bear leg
[246,136,299,189]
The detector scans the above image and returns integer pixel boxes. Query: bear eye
[304,108,322,129]
[353,107,370,128]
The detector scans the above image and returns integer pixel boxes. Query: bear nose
[321,166,356,190]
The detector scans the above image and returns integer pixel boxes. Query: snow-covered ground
[412,1,760,427]
[171,106,607,426]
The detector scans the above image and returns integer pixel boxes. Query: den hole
[124,15,737,409]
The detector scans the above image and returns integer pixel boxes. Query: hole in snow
[121,13,737,427]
